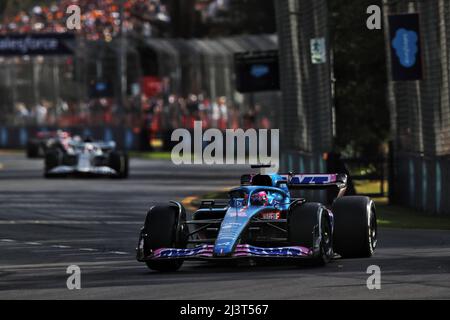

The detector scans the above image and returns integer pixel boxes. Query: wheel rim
[369,208,377,251]
[321,215,333,259]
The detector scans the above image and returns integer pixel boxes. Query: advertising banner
[0,33,75,56]
[388,14,423,81]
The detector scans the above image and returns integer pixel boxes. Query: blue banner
[0,33,75,56]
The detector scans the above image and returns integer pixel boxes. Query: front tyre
[109,151,129,179]
[332,196,377,258]
[44,149,62,178]
[143,203,187,272]
[288,203,333,266]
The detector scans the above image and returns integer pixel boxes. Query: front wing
[47,165,118,177]
[137,244,313,261]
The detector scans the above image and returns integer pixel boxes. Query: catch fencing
[275,0,333,180]
[0,34,281,129]
[384,0,450,214]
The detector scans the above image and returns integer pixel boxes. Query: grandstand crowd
[1,0,271,135]
[13,93,272,133]
[0,0,171,39]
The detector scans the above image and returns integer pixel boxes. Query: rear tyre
[332,196,377,258]
[44,149,62,178]
[288,203,333,266]
[109,151,129,179]
[143,203,187,272]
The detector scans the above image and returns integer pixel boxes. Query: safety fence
[383,0,450,214]
[274,0,333,154]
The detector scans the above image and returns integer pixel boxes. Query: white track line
[2,239,130,256]
[107,251,129,255]
[24,242,42,246]
[0,260,132,270]
[79,248,98,252]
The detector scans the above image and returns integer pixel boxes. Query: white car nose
[77,153,91,172]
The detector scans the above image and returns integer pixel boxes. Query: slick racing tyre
[44,149,62,178]
[143,203,188,272]
[288,203,333,266]
[332,196,377,258]
[109,151,129,179]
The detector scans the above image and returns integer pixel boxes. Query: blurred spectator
[167,94,180,129]
[14,102,29,125]
[243,108,256,130]
[211,96,228,129]
[7,89,272,137]
[33,100,47,125]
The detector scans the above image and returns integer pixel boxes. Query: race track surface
[0,153,449,299]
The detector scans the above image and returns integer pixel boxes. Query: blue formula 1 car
[136,168,377,272]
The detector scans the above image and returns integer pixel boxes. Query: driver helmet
[251,191,269,206]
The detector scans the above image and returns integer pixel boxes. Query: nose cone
[213,205,253,257]
[214,222,241,257]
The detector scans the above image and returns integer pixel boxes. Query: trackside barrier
[282,150,450,215]
[0,127,278,154]
[0,126,141,150]
[392,153,450,215]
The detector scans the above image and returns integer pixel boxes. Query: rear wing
[279,174,347,190]
[241,172,348,201]
[241,173,347,189]
[285,173,348,202]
